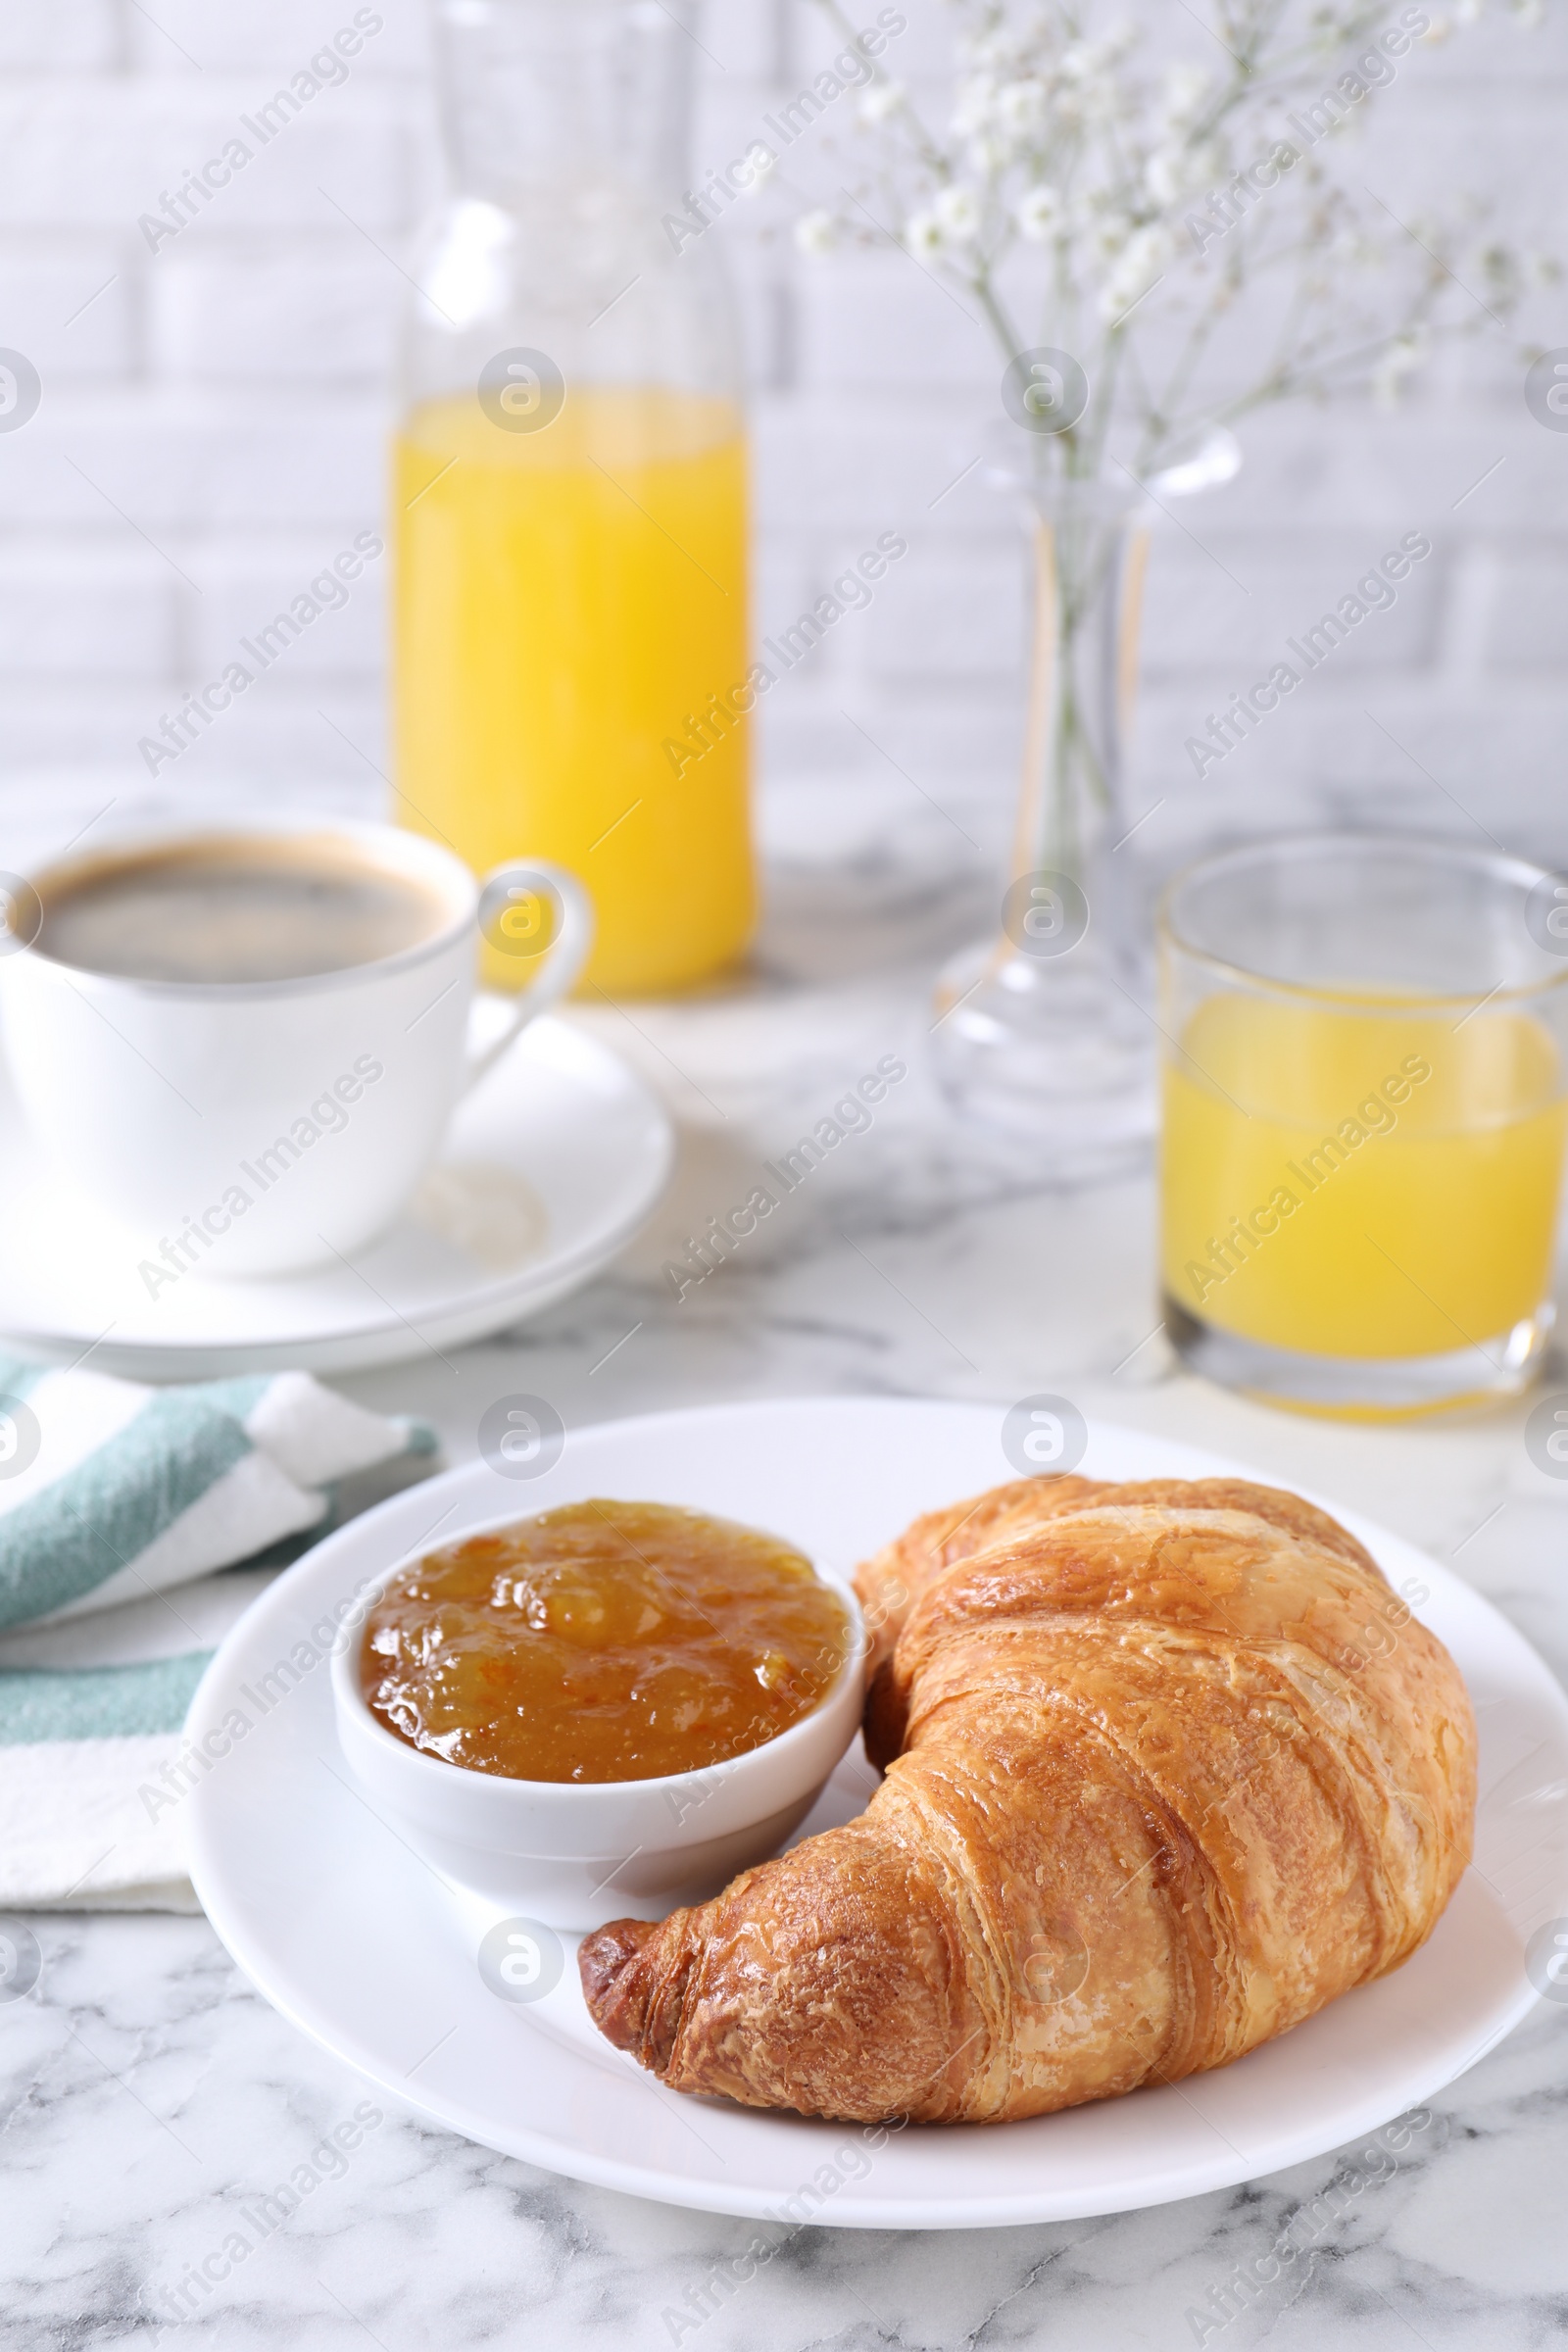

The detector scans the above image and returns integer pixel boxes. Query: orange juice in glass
[1158,836,1568,1415]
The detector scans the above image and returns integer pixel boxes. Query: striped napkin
[0,1357,436,1911]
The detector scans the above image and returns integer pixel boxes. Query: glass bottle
[394,0,755,996]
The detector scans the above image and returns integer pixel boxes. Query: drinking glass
[1158,834,1568,1415]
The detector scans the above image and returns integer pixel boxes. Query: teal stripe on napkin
[186,1374,271,1423]
[0,1651,215,1744]
[0,1391,256,1631]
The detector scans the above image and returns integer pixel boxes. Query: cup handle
[461,859,595,1097]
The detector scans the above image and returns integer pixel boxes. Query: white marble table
[6,789,1568,2350]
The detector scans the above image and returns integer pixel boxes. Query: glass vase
[393,0,755,997]
[930,436,1235,1177]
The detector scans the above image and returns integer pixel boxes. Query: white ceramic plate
[183,1398,1568,2229]
[0,1015,672,1379]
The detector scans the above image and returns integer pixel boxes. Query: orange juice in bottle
[394,0,754,995]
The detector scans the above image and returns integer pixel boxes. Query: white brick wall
[0,0,1565,881]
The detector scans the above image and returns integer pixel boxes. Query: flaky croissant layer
[580,1478,1475,2125]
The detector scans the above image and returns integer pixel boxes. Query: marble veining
[4,785,1568,2348]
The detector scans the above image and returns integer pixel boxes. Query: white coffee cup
[0,816,592,1278]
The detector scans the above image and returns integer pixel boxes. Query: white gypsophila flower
[1372,332,1426,406]
[1382,345,1419,407]
[742,142,776,193]
[1328,223,1382,267]
[794,209,837,257]
[905,208,946,261]
[1060,36,1123,82]
[1015,183,1063,242]
[967,130,1011,177]
[858,79,906,125]
[951,76,996,135]
[1158,62,1209,127]
[1090,208,1136,263]
[1079,72,1125,125]
[1099,223,1172,321]
[995,77,1048,134]
[1512,0,1544,25]
[934,182,982,242]
[1144,147,1184,206]
[959,27,1008,71]
[1146,138,1223,206]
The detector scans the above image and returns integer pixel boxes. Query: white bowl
[328,1529,867,1931]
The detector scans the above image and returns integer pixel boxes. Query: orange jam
[361,1499,852,1783]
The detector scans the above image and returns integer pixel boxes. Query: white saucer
[183,1399,1568,2229]
[0,1016,672,1379]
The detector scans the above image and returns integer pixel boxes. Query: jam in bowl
[329,1499,867,1930]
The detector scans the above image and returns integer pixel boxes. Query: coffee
[31,835,449,984]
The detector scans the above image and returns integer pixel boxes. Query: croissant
[579,1476,1475,2125]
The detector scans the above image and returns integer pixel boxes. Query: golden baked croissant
[579,1476,1475,2125]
